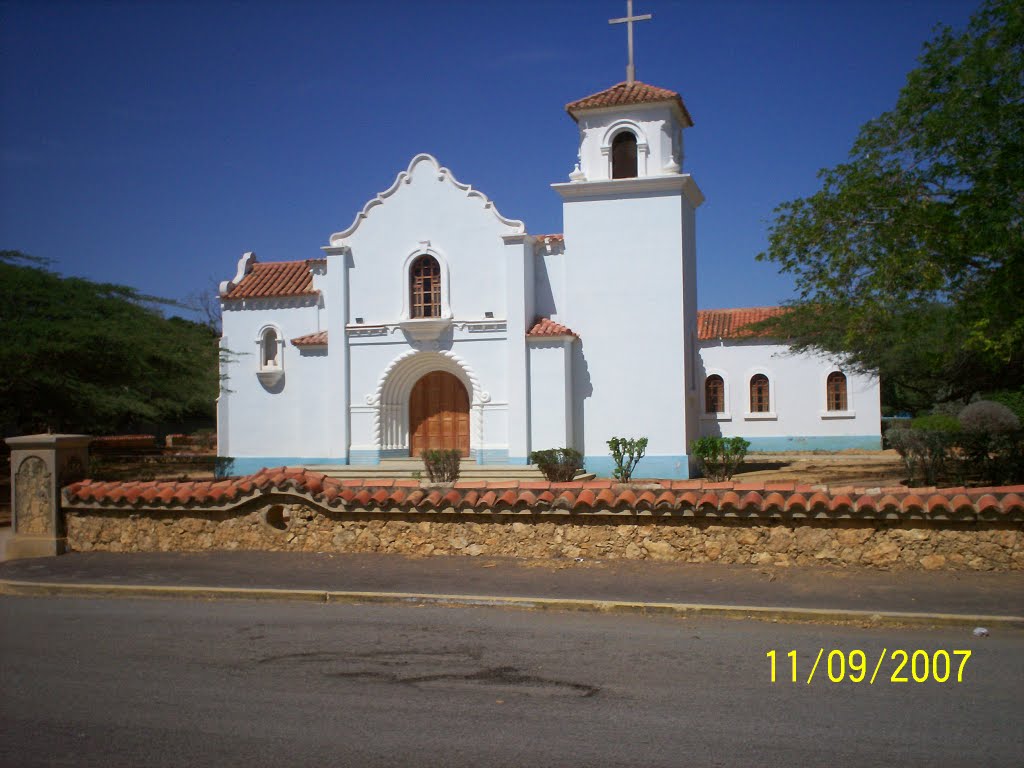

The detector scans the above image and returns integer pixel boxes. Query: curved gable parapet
[219,251,256,296]
[329,153,525,244]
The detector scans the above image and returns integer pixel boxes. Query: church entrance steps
[301,460,594,481]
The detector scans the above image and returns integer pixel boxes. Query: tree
[756,0,1023,412]
[0,250,220,435]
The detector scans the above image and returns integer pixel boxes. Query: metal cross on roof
[609,0,652,84]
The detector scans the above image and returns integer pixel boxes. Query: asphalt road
[1,597,1021,767]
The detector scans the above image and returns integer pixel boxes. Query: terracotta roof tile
[59,467,1024,521]
[527,317,579,339]
[697,306,788,341]
[566,81,694,126]
[222,259,319,299]
[291,331,328,347]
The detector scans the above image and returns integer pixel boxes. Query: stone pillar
[6,434,90,559]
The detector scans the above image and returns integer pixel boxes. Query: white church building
[217,78,881,479]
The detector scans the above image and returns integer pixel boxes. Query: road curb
[2,578,1022,629]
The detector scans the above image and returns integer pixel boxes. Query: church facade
[217,81,881,478]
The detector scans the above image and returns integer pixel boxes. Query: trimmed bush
[420,449,461,483]
[958,400,1020,434]
[529,448,584,482]
[690,436,751,481]
[607,436,648,482]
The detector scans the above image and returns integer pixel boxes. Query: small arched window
[611,131,638,179]
[410,254,441,319]
[260,327,280,370]
[750,374,770,413]
[827,372,848,411]
[705,375,724,414]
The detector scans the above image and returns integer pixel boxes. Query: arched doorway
[409,371,469,456]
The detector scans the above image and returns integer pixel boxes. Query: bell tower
[554,71,704,478]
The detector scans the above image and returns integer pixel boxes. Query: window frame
[400,247,452,322]
[820,369,856,419]
[409,254,442,319]
[743,369,777,420]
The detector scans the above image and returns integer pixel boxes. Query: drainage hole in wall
[264,505,288,531]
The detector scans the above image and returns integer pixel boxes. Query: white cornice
[552,173,704,207]
[329,153,526,245]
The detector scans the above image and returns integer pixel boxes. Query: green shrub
[887,427,954,486]
[529,448,583,482]
[420,449,461,483]
[690,436,751,481]
[911,413,961,432]
[607,436,648,482]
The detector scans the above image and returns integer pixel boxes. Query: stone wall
[65,502,1024,571]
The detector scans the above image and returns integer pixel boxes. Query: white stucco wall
[557,176,701,478]
[697,339,882,450]
[528,339,573,452]
[218,297,331,465]
[336,154,522,326]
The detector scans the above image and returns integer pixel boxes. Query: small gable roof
[566,81,694,127]
[291,331,328,347]
[528,317,578,339]
[697,307,788,341]
[222,259,321,299]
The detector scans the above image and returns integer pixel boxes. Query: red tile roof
[527,317,578,339]
[222,259,319,299]
[566,81,694,126]
[61,468,1024,520]
[697,307,788,341]
[291,331,328,347]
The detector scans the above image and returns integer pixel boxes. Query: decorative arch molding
[368,349,489,452]
[600,120,650,176]
[329,153,525,244]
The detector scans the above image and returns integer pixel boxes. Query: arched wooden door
[409,371,469,457]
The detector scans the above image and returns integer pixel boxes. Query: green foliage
[887,427,956,485]
[910,414,961,433]
[420,449,461,483]
[529,447,583,482]
[756,0,1024,410]
[607,436,647,482]
[0,250,220,435]
[888,425,1023,486]
[690,436,751,481]
[983,388,1024,423]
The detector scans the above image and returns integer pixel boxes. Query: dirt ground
[729,449,907,488]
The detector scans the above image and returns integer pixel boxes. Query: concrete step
[301,460,594,481]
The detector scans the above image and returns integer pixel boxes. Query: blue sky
[1,0,977,315]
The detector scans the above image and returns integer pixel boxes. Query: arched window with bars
[749,374,770,413]
[826,371,848,411]
[409,254,441,319]
[704,374,724,414]
[611,130,638,179]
